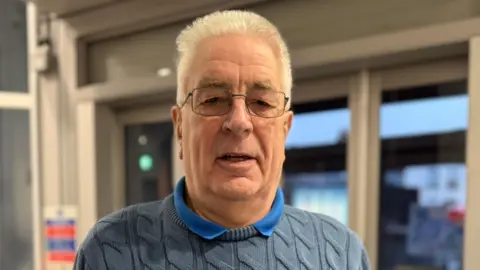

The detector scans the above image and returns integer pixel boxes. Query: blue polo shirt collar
[173,177,284,240]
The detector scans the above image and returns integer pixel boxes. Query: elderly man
[74,10,370,270]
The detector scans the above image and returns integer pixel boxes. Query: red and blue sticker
[45,218,76,263]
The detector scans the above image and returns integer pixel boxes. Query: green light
[138,154,153,172]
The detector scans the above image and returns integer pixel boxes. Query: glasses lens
[193,88,231,116]
[191,88,287,117]
[246,90,285,118]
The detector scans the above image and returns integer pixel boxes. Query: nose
[222,97,253,137]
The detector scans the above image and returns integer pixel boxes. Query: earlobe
[171,106,183,140]
[171,106,184,160]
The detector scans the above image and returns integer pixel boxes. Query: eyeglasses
[180,87,289,118]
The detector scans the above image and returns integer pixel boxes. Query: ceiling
[30,0,119,16]
[30,0,269,18]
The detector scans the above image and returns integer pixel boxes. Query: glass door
[124,121,174,205]
[0,109,33,270]
[0,0,39,269]
[284,97,350,225]
[115,103,176,207]
[377,81,468,270]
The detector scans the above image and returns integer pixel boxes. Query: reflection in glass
[378,81,467,270]
[284,98,349,224]
[125,122,174,205]
[288,172,348,224]
[0,109,32,270]
[286,108,350,148]
[0,0,27,92]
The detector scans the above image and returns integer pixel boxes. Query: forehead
[188,34,281,88]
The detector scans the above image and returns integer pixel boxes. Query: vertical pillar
[348,70,381,270]
[27,3,42,270]
[464,36,480,270]
[37,16,81,270]
[76,102,98,243]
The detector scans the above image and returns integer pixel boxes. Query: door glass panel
[284,98,349,224]
[0,0,28,92]
[0,109,32,270]
[125,122,174,205]
[378,81,467,270]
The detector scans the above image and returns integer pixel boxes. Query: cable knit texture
[74,195,370,270]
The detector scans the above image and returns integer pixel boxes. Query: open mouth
[218,154,254,162]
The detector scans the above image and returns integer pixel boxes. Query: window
[0,0,27,92]
[377,81,467,270]
[124,122,174,205]
[0,109,32,269]
[284,98,350,224]
[0,0,32,268]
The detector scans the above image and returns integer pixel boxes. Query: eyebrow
[196,77,276,91]
[197,78,232,88]
[250,80,274,90]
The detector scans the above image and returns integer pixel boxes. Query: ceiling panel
[31,0,119,16]
[68,0,269,40]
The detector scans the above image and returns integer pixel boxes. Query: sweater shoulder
[282,205,369,269]
[283,204,351,235]
[86,199,166,245]
[75,198,170,269]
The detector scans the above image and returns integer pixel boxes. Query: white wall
[87,0,477,84]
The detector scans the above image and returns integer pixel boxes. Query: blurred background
[1,0,479,269]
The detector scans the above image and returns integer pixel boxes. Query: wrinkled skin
[171,34,293,228]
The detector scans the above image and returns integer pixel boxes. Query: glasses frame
[179,88,290,118]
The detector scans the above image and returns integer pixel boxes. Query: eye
[254,99,273,107]
[204,97,220,104]
[200,96,229,105]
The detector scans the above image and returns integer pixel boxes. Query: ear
[171,106,183,159]
[283,110,293,137]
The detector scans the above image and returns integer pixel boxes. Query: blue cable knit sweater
[74,185,370,269]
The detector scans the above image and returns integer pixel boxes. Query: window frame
[353,56,470,270]
[0,2,41,270]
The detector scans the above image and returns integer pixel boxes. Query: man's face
[172,34,293,201]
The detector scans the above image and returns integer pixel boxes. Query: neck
[185,187,277,229]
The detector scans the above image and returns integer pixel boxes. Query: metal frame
[464,36,480,270]
[26,3,42,270]
[0,93,33,109]
[347,69,381,267]
[362,57,469,270]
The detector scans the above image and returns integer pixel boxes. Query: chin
[212,176,260,201]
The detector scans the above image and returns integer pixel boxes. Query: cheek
[257,121,286,158]
[185,116,220,156]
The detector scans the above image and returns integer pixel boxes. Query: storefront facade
[10,0,480,269]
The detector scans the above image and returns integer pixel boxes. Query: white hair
[175,10,292,108]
